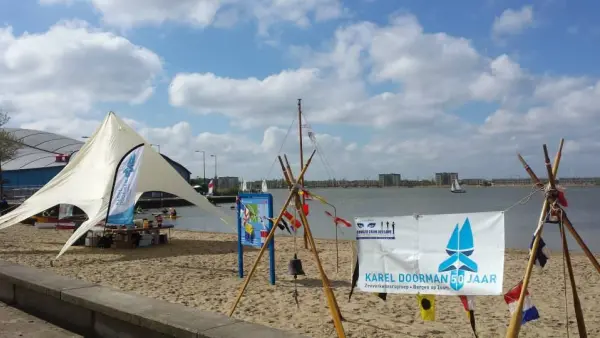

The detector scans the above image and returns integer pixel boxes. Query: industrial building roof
[1,128,192,175]
[1,128,84,170]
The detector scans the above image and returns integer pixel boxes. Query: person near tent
[0,195,8,216]
[155,213,163,227]
[169,207,177,217]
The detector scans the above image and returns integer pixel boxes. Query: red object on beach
[324,211,352,227]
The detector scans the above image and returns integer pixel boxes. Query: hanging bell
[288,254,305,276]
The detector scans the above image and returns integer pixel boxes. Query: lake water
[160,187,600,252]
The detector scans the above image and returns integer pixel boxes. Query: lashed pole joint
[506,139,597,338]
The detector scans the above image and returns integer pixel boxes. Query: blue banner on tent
[237,193,275,285]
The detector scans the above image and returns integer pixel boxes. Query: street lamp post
[210,154,217,191]
[195,150,206,185]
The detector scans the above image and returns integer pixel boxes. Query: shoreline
[1,224,599,337]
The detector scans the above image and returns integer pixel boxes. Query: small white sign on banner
[355,211,505,296]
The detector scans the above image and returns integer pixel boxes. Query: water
[164,187,600,252]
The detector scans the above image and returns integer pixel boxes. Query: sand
[1,224,599,338]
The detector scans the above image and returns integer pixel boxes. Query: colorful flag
[301,189,328,205]
[529,235,550,269]
[325,210,352,227]
[417,294,436,321]
[557,186,568,207]
[207,179,214,195]
[459,296,478,337]
[504,281,540,325]
[107,145,144,226]
[283,210,302,229]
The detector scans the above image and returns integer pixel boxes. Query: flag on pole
[207,179,214,196]
[504,281,540,325]
[459,296,478,337]
[325,211,352,227]
[529,235,550,269]
[107,145,144,226]
[417,294,436,321]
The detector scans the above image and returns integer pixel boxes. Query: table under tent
[0,111,233,259]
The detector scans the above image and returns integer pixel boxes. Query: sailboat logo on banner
[438,218,478,291]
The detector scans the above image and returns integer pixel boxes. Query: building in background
[378,173,402,187]
[217,176,239,191]
[435,172,459,186]
[1,128,191,199]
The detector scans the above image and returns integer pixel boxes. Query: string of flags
[349,259,541,332]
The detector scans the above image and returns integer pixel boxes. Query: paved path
[0,302,81,337]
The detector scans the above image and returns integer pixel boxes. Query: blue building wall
[2,167,64,187]
[2,155,190,189]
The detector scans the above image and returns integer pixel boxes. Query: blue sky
[1,0,600,179]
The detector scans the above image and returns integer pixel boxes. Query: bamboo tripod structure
[227,149,347,338]
[506,139,600,337]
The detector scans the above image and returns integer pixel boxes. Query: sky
[1,0,600,181]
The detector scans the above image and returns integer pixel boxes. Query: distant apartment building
[217,176,239,191]
[461,178,486,186]
[435,172,459,186]
[378,173,402,187]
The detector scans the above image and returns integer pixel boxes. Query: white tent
[0,112,234,259]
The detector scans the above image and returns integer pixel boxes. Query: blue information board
[237,193,275,285]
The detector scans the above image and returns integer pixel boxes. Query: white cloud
[492,6,534,37]
[168,13,600,177]
[5,11,600,179]
[39,0,344,35]
[0,20,162,126]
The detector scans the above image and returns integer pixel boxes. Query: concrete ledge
[0,261,308,338]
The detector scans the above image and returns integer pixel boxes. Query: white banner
[355,211,504,295]
[107,146,144,225]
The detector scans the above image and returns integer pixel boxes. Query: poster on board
[238,194,273,249]
[355,211,505,296]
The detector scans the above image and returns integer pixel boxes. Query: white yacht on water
[450,178,466,193]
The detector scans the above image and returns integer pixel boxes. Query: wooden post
[298,99,309,250]
[293,193,346,337]
[559,221,587,337]
[283,155,314,252]
[227,150,317,317]
[506,139,564,337]
[561,214,600,275]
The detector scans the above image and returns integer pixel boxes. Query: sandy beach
[1,224,599,338]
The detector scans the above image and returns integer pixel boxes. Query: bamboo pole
[298,99,309,250]
[227,150,317,317]
[559,219,587,337]
[506,139,564,337]
[561,213,600,275]
[293,193,346,338]
[283,155,314,252]
[279,155,346,337]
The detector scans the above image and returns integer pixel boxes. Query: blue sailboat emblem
[438,218,478,291]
